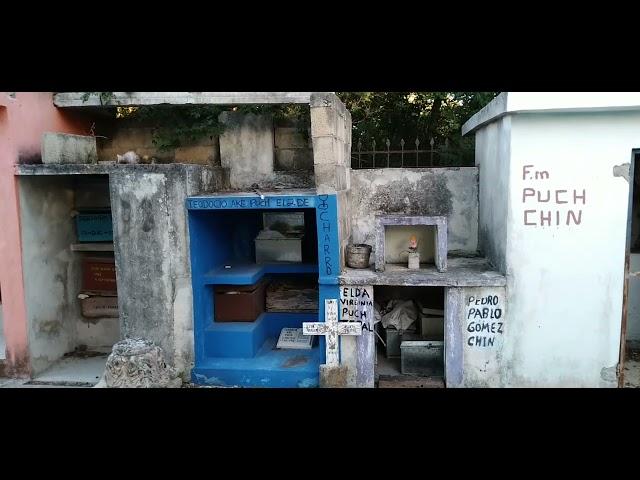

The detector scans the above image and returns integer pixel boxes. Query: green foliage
[126,105,228,151]
[336,92,498,165]
[81,92,497,160]
[336,92,498,146]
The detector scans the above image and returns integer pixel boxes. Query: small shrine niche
[375,215,447,272]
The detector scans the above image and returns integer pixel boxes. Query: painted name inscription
[340,286,374,332]
[466,294,504,348]
[521,165,586,227]
[317,194,333,276]
[189,197,311,209]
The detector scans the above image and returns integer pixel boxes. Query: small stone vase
[408,252,420,270]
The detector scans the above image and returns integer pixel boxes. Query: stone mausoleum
[0,91,638,388]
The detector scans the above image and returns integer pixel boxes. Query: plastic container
[75,210,113,242]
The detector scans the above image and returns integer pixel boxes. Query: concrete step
[377,375,444,388]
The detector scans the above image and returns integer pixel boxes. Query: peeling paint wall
[0,92,92,376]
[349,168,479,265]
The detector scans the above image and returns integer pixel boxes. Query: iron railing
[351,137,473,169]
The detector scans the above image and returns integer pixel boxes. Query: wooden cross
[303,299,361,366]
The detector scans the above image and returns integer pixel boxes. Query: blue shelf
[204,312,317,359]
[201,262,318,285]
[193,337,322,388]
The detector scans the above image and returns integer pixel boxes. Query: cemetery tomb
[187,191,341,388]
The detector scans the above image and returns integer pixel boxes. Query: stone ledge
[340,256,506,287]
[14,163,223,176]
[54,92,321,108]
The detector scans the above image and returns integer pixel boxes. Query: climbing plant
[82,92,310,151]
[81,92,497,155]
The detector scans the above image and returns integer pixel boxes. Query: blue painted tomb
[186,190,341,388]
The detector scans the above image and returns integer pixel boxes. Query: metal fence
[351,137,474,169]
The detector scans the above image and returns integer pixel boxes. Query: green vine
[80,92,311,151]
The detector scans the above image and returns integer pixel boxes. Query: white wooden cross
[303,299,362,366]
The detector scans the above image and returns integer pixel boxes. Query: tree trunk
[427,96,443,142]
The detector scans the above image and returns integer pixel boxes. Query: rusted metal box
[384,328,420,358]
[80,295,119,318]
[81,256,117,294]
[400,340,444,376]
[215,279,267,322]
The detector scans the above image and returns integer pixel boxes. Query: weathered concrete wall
[311,92,352,197]
[97,125,221,166]
[473,110,638,387]
[475,118,510,273]
[627,254,640,345]
[310,93,360,384]
[349,168,479,266]
[0,92,91,376]
[219,112,275,189]
[445,286,507,388]
[18,175,121,374]
[274,125,313,171]
[18,176,81,374]
[447,286,507,387]
[42,133,97,164]
[110,164,224,379]
[310,93,353,268]
[76,317,120,348]
[215,112,315,190]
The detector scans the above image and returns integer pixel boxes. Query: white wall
[499,111,638,387]
[475,117,511,273]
